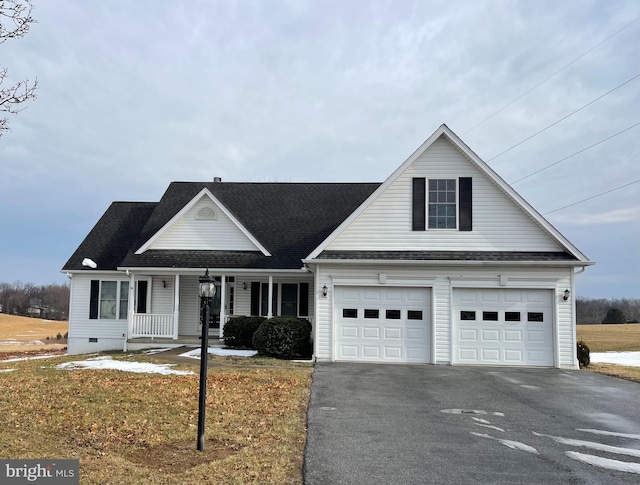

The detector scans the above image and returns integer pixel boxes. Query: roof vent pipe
[213,177,222,183]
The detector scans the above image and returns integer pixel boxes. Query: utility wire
[463,15,640,135]
[512,122,640,184]
[544,179,640,215]
[487,73,640,162]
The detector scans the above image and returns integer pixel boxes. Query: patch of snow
[143,348,171,355]
[1,354,58,363]
[577,429,640,440]
[471,417,491,424]
[56,356,194,375]
[565,451,640,474]
[0,368,16,373]
[470,432,538,454]
[590,351,640,367]
[441,409,505,417]
[534,432,640,458]
[474,423,505,433]
[180,347,257,359]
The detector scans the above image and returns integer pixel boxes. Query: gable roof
[62,183,380,271]
[306,124,591,263]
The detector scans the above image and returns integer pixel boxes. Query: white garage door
[452,289,554,366]
[334,286,431,363]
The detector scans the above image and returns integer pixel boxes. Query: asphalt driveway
[303,363,640,485]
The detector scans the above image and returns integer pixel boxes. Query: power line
[544,179,640,215]
[463,15,640,135]
[511,122,640,184]
[487,73,640,162]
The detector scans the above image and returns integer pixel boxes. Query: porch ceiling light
[198,269,217,299]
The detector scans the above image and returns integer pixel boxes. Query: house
[62,124,593,368]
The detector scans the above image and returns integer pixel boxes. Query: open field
[576,323,640,352]
[577,324,640,383]
[0,352,312,485]
[0,314,68,353]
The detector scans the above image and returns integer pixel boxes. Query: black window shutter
[459,177,472,231]
[412,178,426,231]
[250,282,260,316]
[299,283,309,317]
[89,280,99,319]
[137,281,148,314]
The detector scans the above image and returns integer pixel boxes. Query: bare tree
[0,0,37,137]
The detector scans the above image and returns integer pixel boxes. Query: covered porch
[124,271,315,344]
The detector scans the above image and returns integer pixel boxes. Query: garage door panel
[481,329,500,342]
[453,289,554,367]
[362,327,380,339]
[335,286,431,363]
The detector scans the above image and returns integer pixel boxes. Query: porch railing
[131,313,175,339]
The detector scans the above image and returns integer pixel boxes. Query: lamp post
[197,268,216,451]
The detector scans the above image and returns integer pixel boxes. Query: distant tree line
[0,281,69,320]
[577,297,640,324]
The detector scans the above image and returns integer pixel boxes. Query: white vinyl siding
[327,136,563,252]
[178,275,199,335]
[313,264,576,368]
[149,195,261,251]
[151,276,174,314]
[67,274,128,354]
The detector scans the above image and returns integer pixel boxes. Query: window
[343,309,358,318]
[281,284,298,317]
[364,309,379,319]
[528,312,544,322]
[483,311,498,321]
[386,310,401,319]
[407,310,423,320]
[505,312,521,322]
[90,280,128,320]
[460,311,476,321]
[428,179,456,229]
[251,282,309,317]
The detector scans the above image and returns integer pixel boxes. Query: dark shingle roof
[316,250,579,262]
[62,202,157,271]
[63,183,380,271]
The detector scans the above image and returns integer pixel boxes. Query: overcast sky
[0,0,638,298]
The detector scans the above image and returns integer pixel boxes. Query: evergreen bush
[577,339,590,368]
[223,316,265,348]
[252,317,312,359]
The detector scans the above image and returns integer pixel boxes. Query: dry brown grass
[0,314,68,353]
[586,363,640,383]
[0,353,312,484]
[576,323,640,352]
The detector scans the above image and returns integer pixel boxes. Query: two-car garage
[331,285,555,367]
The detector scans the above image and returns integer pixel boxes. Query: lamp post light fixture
[197,268,216,451]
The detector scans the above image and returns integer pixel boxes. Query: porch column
[127,273,135,342]
[267,275,273,318]
[173,274,180,340]
[219,275,226,339]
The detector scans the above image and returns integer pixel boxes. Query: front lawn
[0,353,312,485]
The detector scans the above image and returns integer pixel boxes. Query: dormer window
[196,207,217,220]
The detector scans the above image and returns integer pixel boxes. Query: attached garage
[334,286,431,363]
[452,288,554,366]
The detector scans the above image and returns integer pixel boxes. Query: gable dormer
[135,188,269,254]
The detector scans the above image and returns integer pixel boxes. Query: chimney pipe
[213,177,222,183]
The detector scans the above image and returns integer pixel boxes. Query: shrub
[56,333,62,340]
[577,339,590,368]
[252,317,312,359]
[223,316,265,348]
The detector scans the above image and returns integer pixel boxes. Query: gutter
[302,259,596,267]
